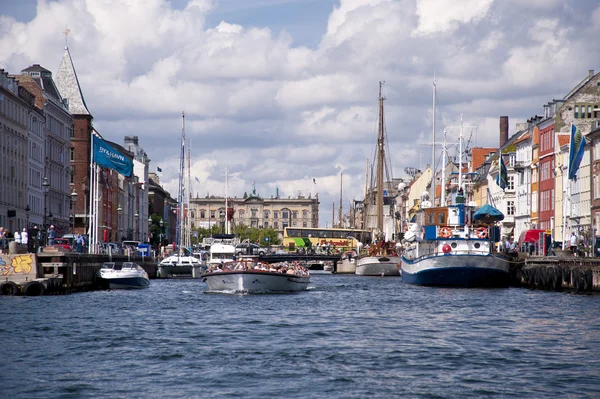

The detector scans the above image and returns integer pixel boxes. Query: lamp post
[25,205,30,229]
[134,212,139,241]
[71,189,78,234]
[148,216,152,245]
[42,176,50,229]
[160,219,164,246]
[117,203,123,241]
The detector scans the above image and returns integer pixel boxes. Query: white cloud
[0,0,597,226]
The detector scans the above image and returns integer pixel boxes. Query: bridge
[258,254,343,272]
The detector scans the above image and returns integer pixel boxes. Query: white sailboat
[355,82,401,276]
[158,112,205,278]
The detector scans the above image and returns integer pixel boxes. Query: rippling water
[2,275,600,398]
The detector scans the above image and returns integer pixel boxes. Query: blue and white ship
[401,201,510,287]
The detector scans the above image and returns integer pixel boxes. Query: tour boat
[201,260,310,293]
[97,262,150,289]
[158,254,206,278]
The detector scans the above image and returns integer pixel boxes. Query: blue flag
[568,124,586,180]
[496,155,507,191]
[157,166,162,172]
[93,135,133,177]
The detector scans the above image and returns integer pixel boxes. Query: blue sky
[1,0,599,227]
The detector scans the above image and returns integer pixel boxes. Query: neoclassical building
[189,188,319,233]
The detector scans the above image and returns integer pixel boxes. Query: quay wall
[510,256,600,292]
[0,251,157,296]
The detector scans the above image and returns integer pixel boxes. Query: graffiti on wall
[1,254,34,276]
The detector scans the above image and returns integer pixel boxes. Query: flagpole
[88,133,95,253]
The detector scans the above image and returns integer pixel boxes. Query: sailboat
[355,82,401,276]
[157,112,205,278]
[400,82,511,287]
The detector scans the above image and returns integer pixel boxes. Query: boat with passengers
[201,260,310,293]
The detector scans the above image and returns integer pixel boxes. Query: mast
[376,81,385,232]
[338,172,343,228]
[441,129,447,206]
[459,113,463,191]
[332,201,335,227]
[225,169,229,235]
[431,76,436,205]
[186,145,191,248]
[177,111,185,257]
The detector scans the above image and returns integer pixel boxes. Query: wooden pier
[510,256,600,293]
[0,248,157,296]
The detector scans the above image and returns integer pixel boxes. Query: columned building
[189,188,319,235]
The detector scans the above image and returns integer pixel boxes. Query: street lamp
[134,213,139,241]
[117,203,122,242]
[25,205,30,229]
[159,219,164,245]
[42,176,50,229]
[71,189,78,233]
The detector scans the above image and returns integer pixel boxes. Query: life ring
[476,227,488,239]
[439,227,452,238]
[0,281,19,296]
[23,281,45,296]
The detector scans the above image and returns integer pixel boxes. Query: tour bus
[283,227,372,252]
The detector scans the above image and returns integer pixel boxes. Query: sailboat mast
[332,201,335,227]
[186,146,191,248]
[376,81,385,231]
[177,111,185,256]
[225,170,229,235]
[441,129,447,207]
[338,172,343,228]
[431,77,436,205]
[459,113,463,191]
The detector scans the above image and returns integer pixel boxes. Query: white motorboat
[158,255,206,278]
[355,255,401,276]
[97,262,150,289]
[201,260,310,293]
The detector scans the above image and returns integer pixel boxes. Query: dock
[0,248,157,296]
[510,256,600,292]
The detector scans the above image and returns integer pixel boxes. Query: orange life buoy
[439,227,452,238]
[476,227,488,239]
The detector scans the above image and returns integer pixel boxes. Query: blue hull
[402,266,509,287]
[102,277,150,289]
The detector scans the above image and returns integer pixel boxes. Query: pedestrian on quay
[0,227,7,250]
[76,234,84,253]
[569,232,578,256]
[14,229,21,245]
[21,228,28,247]
[48,225,56,246]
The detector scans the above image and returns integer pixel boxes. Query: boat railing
[407,247,491,262]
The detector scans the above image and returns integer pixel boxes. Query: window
[70,148,75,161]
[70,127,75,138]
[264,221,268,227]
[282,210,289,219]
[210,211,215,218]
[274,221,279,228]
[274,211,278,219]
[574,105,579,118]
[507,175,514,190]
[200,210,205,218]
[70,167,75,184]
[292,211,297,219]
[264,210,269,219]
[302,210,308,218]
[302,222,307,227]
[507,201,515,216]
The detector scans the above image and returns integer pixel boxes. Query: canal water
[2,275,599,398]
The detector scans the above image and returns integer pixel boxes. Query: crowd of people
[0,225,86,253]
[207,260,309,276]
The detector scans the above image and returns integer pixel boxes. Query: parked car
[235,243,266,256]
[53,238,72,252]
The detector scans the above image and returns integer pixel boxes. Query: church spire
[55,40,91,116]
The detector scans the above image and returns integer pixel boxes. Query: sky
[1,0,599,227]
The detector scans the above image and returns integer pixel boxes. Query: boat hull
[98,274,150,289]
[401,253,510,287]
[355,256,401,276]
[201,271,310,293]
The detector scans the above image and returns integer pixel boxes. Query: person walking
[14,229,21,245]
[48,225,56,246]
[569,232,578,256]
[21,228,28,247]
[0,227,7,250]
[76,234,84,253]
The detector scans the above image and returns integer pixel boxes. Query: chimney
[589,70,595,78]
[499,116,509,148]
